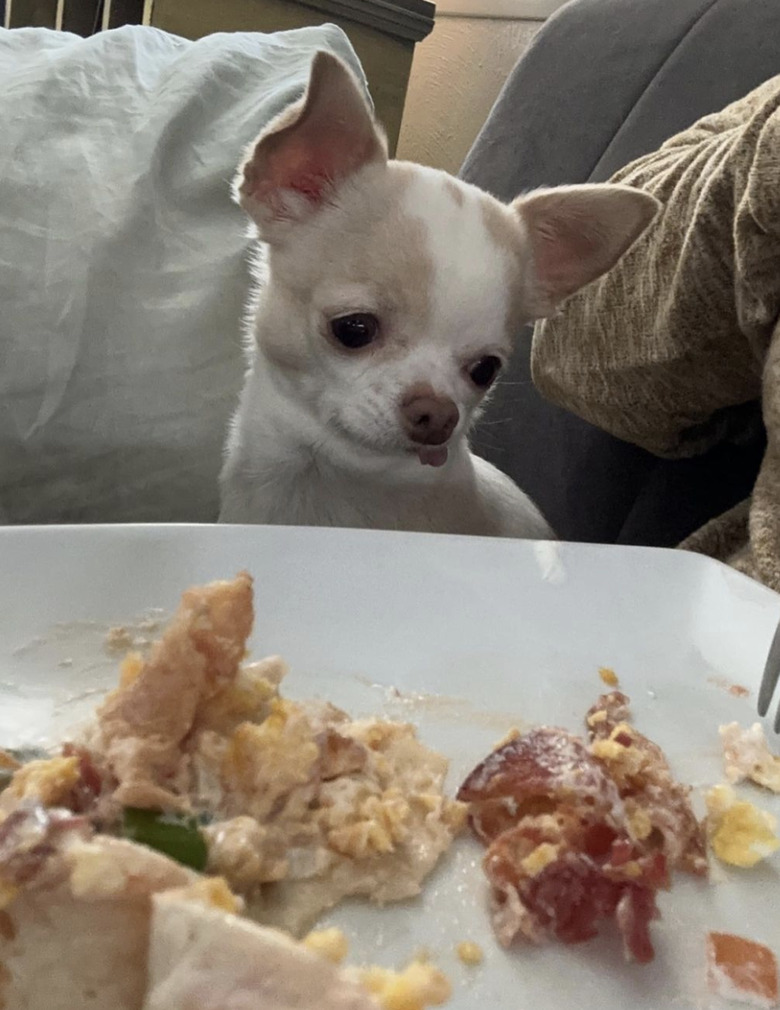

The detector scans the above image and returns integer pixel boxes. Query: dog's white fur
[219,53,659,537]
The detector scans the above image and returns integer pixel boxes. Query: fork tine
[757,616,780,718]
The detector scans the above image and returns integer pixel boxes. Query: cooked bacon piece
[60,743,106,814]
[615,886,659,965]
[457,727,622,843]
[707,932,779,1008]
[481,809,666,962]
[460,693,707,964]
[585,690,632,739]
[587,693,707,876]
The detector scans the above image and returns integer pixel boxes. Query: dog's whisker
[471,437,505,453]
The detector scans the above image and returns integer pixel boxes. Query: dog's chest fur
[220,442,551,537]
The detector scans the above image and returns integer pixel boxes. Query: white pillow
[0,24,367,523]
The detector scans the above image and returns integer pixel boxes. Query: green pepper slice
[121,807,208,871]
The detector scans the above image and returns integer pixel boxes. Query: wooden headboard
[4,0,146,32]
[2,0,435,156]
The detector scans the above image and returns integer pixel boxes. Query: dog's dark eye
[469,355,502,389]
[330,313,379,350]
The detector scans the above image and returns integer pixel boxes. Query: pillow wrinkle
[0,24,366,524]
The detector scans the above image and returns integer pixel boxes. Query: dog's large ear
[512,185,660,317]
[235,51,387,235]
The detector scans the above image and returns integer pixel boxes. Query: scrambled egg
[174,876,243,914]
[359,960,451,1010]
[705,784,780,868]
[626,804,653,841]
[455,941,484,966]
[221,700,321,821]
[6,756,79,806]
[590,723,647,784]
[520,842,560,877]
[303,928,451,1010]
[303,928,350,964]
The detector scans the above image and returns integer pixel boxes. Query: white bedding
[0,24,367,523]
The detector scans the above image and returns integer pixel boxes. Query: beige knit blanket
[532,76,780,590]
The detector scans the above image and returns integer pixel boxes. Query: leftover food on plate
[706,932,779,1009]
[1,568,778,1008]
[457,690,707,964]
[705,785,780,868]
[708,677,751,699]
[0,804,449,1010]
[720,723,780,793]
[0,572,465,935]
[454,941,484,966]
[0,572,463,1010]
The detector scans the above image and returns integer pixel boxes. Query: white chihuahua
[219,52,658,537]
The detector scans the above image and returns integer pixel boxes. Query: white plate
[1,524,779,1009]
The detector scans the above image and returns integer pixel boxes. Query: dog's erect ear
[512,185,660,317]
[235,51,387,232]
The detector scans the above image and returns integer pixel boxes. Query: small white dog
[219,52,658,537]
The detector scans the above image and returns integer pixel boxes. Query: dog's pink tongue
[417,446,449,467]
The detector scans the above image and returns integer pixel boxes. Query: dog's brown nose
[401,393,460,445]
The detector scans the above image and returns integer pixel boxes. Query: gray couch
[462,0,780,547]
